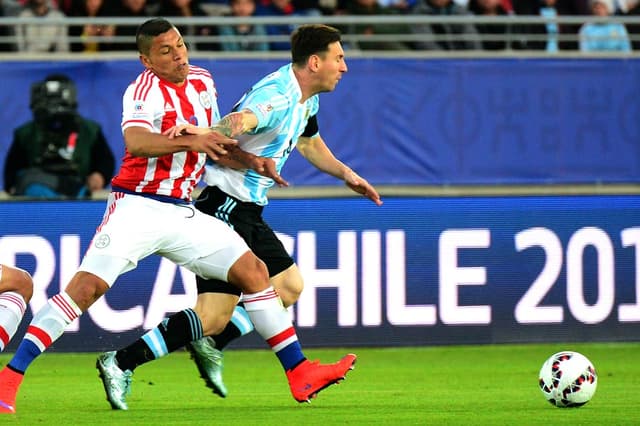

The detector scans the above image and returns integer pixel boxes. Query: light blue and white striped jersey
[203,64,320,206]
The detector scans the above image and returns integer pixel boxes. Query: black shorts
[194,186,294,295]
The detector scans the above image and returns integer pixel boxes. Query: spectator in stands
[566,0,594,14]
[57,0,77,13]
[620,0,638,13]
[317,0,348,14]
[341,0,411,50]
[198,0,231,15]
[622,0,640,50]
[328,0,347,14]
[66,0,115,53]
[154,0,219,51]
[1,0,21,15]
[468,0,524,49]
[377,0,417,13]
[0,0,20,52]
[579,0,631,51]
[513,0,560,52]
[103,0,151,51]
[558,0,591,50]
[3,74,115,198]
[293,0,334,14]
[255,0,320,50]
[454,0,513,9]
[219,0,269,51]
[514,0,590,50]
[15,0,70,52]
[410,0,482,50]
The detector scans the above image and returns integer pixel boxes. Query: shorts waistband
[111,186,193,205]
[204,186,264,214]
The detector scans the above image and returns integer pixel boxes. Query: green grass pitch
[1,342,638,425]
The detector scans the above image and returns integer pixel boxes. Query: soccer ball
[538,351,597,408]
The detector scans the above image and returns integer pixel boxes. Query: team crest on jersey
[134,101,144,112]
[199,91,212,109]
[256,103,273,116]
[189,115,198,125]
[94,233,110,249]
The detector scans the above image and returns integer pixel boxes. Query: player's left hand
[163,123,208,138]
[345,170,383,206]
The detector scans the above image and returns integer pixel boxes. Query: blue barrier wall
[1,195,639,351]
[1,58,639,191]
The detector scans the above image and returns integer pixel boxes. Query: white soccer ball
[538,351,598,408]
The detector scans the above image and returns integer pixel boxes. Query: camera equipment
[30,75,78,128]
[30,75,82,180]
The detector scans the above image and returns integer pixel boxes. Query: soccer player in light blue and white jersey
[204,62,322,206]
[109,24,380,404]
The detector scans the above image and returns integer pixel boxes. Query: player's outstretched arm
[128,126,236,160]
[344,169,382,206]
[297,135,382,206]
[163,116,288,186]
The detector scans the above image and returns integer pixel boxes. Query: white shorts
[79,192,250,287]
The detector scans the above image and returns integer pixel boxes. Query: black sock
[212,302,244,350]
[213,322,242,350]
[116,339,155,372]
[116,308,203,371]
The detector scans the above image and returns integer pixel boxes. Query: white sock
[0,292,27,352]
[242,287,292,340]
[25,292,82,352]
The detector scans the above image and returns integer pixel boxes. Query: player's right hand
[163,124,237,161]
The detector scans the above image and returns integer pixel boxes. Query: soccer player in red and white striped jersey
[112,63,218,202]
[0,18,355,414]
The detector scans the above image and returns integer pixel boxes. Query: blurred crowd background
[0,0,639,53]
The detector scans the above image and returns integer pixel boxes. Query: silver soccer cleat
[186,336,228,398]
[96,351,133,410]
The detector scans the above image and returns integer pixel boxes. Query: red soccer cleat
[286,353,357,403]
[0,367,23,414]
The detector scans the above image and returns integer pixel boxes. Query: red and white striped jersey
[111,65,220,202]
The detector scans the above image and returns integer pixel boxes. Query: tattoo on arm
[211,112,246,138]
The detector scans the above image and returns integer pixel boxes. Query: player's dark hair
[291,24,342,66]
[136,18,176,55]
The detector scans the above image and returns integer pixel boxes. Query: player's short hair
[136,18,177,55]
[291,24,342,66]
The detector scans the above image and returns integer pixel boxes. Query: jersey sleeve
[121,83,162,133]
[301,114,319,138]
[240,86,289,133]
[301,96,320,138]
